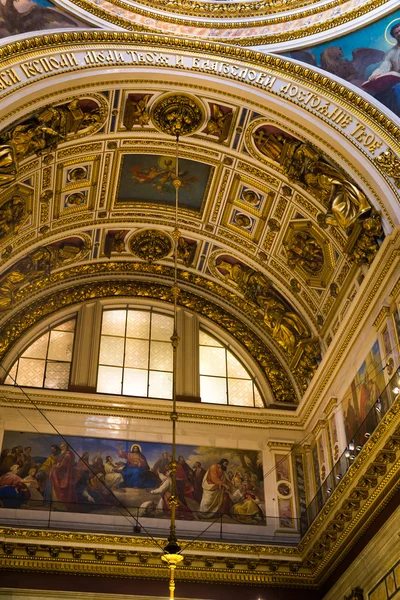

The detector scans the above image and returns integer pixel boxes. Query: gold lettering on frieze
[0,68,20,90]
[350,122,383,154]
[19,53,78,79]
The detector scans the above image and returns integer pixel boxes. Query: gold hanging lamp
[150,93,205,600]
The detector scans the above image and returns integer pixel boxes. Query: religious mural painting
[0,432,265,525]
[284,11,400,117]
[117,154,213,211]
[0,0,93,40]
[341,340,386,443]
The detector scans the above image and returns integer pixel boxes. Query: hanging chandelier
[150,93,205,599]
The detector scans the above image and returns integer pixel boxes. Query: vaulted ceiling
[0,35,397,407]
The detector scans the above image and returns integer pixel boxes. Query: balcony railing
[305,367,400,527]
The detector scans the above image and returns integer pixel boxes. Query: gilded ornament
[216,258,311,357]
[177,236,196,267]
[129,229,173,263]
[0,99,103,162]
[284,231,324,274]
[374,149,400,188]
[254,129,371,230]
[123,94,152,129]
[0,144,17,187]
[0,195,26,241]
[204,104,233,143]
[151,94,205,137]
[349,211,383,265]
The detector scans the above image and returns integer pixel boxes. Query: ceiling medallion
[151,93,205,137]
[129,229,172,263]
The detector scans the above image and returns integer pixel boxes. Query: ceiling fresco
[0,85,388,405]
[283,9,400,117]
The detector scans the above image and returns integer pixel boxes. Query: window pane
[99,336,125,366]
[4,361,17,385]
[254,386,264,408]
[123,368,148,397]
[97,365,122,394]
[21,332,49,359]
[227,351,250,379]
[54,319,75,332]
[125,338,149,369]
[16,357,45,387]
[151,313,173,341]
[102,310,127,336]
[126,310,150,339]
[228,378,254,407]
[44,362,70,389]
[200,346,226,377]
[200,375,227,404]
[149,370,173,399]
[199,330,223,347]
[150,341,173,371]
[48,331,74,362]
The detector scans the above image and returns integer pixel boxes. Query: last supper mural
[0,432,265,524]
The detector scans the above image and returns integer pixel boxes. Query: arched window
[199,329,264,407]
[97,308,174,399]
[4,318,76,390]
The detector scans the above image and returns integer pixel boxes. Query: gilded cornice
[126,0,350,19]
[312,419,326,436]
[389,276,400,300]
[323,398,338,417]
[0,32,399,163]
[372,306,391,329]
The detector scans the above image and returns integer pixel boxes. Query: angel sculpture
[205,105,233,143]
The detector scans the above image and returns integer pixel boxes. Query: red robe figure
[49,442,78,507]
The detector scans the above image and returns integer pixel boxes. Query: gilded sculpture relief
[0,237,89,311]
[123,94,152,130]
[129,229,173,263]
[0,98,105,188]
[253,126,372,231]
[284,231,324,274]
[215,257,313,358]
[203,104,233,143]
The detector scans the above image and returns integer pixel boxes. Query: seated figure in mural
[0,464,30,508]
[367,22,400,117]
[117,443,160,489]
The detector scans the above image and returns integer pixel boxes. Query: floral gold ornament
[374,149,400,188]
[284,231,324,274]
[151,94,205,137]
[129,229,173,263]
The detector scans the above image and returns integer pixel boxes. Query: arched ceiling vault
[0,33,398,406]
[45,0,399,47]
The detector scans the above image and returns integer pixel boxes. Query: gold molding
[373,306,391,329]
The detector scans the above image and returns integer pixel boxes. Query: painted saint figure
[117,443,160,488]
[199,458,232,517]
